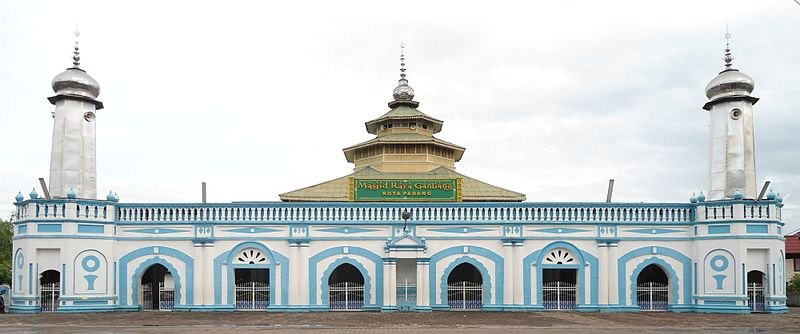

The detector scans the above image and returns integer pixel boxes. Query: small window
[422,124,428,130]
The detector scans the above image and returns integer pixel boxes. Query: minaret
[47,30,104,199]
[702,31,759,200]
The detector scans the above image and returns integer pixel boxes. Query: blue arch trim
[308,247,383,306]
[428,246,504,307]
[439,256,492,306]
[118,246,194,306]
[629,257,679,306]
[522,241,598,306]
[617,246,691,306]
[211,241,289,307]
[130,257,183,307]
[319,257,372,307]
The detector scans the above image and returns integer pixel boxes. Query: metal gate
[40,282,60,312]
[747,282,765,312]
[542,281,576,310]
[329,282,364,311]
[447,281,482,310]
[235,281,270,310]
[637,282,668,311]
[396,280,417,311]
[141,282,174,311]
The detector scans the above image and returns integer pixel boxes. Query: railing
[115,203,696,224]
[397,281,417,311]
[637,282,668,311]
[14,200,111,221]
[40,282,60,312]
[141,282,174,311]
[542,281,576,310]
[235,281,270,310]
[447,281,482,310]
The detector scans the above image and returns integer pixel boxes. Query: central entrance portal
[235,268,270,310]
[636,264,669,311]
[542,268,577,310]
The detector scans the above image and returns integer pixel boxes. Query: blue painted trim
[130,257,183,308]
[307,246,383,306]
[77,224,104,234]
[124,227,188,234]
[222,227,283,234]
[626,228,684,234]
[707,225,730,234]
[428,245,504,307]
[531,227,591,234]
[37,223,62,233]
[318,227,381,234]
[428,227,493,234]
[118,246,194,306]
[17,225,26,234]
[617,246,691,306]
[745,224,768,234]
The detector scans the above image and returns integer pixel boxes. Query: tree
[0,219,11,284]
[789,274,800,295]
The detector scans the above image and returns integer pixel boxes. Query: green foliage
[789,274,800,294]
[0,220,11,284]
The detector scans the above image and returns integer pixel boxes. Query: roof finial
[400,42,407,81]
[723,25,734,69]
[72,24,81,68]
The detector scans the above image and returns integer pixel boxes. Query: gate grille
[329,282,364,311]
[141,282,174,311]
[747,282,765,312]
[40,282,60,312]
[235,281,270,310]
[637,282,668,311]
[542,281,576,310]
[447,281,482,310]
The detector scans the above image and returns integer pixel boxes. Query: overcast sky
[1,0,798,231]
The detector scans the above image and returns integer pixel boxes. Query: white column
[299,244,310,305]
[608,244,619,305]
[288,243,301,305]
[513,243,522,306]
[598,243,609,307]
[193,243,204,307]
[503,243,514,307]
[417,259,430,309]
[382,260,396,310]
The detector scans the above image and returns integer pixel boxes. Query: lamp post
[401,209,411,234]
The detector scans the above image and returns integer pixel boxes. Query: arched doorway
[140,264,174,311]
[447,263,483,310]
[636,264,669,311]
[328,263,364,311]
[233,248,271,311]
[39,270,60,312]
[541,248,578,310]
[747,270,766,312]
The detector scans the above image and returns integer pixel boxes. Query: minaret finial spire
[723,25,734,70]
[72,24,81,68]
[400,42,407,81]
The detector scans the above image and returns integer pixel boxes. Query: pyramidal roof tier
[280,46,525,202]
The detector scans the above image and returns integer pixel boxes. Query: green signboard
[349,178,462,202]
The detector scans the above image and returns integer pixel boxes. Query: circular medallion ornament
[82,255,101,272]
[16,252,24,269]
[710,255,729,272]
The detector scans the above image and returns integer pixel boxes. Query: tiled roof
[786,232,800,255]
[279,166,526,202]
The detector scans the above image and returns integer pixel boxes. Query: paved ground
[1,308,799,333]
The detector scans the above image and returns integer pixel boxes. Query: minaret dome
[51,33,100,99]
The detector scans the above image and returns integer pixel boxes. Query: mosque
[8,36,788,314]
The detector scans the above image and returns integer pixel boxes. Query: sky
[0,0,798,231]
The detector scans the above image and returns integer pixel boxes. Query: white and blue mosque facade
[9,39,788,314]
